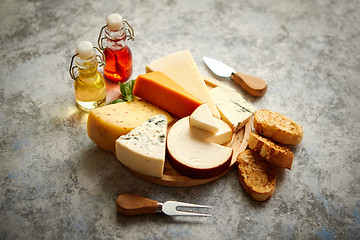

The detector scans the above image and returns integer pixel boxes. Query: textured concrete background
[0,0,359,239]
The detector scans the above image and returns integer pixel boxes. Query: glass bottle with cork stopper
[69,41,106,112]
[98,13,134,83]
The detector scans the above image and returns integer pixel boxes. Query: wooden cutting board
[126,120,252,187]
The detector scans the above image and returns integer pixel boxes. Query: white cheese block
[189,117,233,145]
[167,117,233,179]
[207,118,233,145]
[115,115,167,178]
[189,104,219,133]
[146,50,221,118]
[210,86,256,132]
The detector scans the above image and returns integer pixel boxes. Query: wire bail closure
[124,20,135,41]
[69,47,105,81]
[97,19,135,50]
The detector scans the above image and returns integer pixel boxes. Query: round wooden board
[126,120,252,187]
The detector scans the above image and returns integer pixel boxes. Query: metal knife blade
[202,57,235,78]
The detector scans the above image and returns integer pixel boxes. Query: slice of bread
[253,109,303,145]
[237,150,276,201]
[248,132,294,170]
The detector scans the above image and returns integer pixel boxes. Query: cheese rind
[133,72,202,118]
[87,98,173,152]
[210,86,256,132]
[167,117,233,179]
[189,104,219,133]
[115,115,167,178]
[146,50,220,118]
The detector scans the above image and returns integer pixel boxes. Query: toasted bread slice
[248,132,294,170]
[253,109,303,145]
[237,150,276,201]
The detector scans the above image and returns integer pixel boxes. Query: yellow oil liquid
[74,62,106,112]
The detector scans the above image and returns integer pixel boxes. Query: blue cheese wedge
[115,115,167,178]
[210,86,256,132]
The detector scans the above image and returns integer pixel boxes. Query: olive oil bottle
[69,41,106,112]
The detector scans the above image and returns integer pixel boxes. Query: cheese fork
[116,193,212,217]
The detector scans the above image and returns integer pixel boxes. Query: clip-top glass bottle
[69,41,106,112]
[98,13,134,83]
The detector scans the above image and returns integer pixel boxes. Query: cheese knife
[203,57,267,97]
[116,193,211,216]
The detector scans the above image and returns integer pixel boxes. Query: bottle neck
[75,54,99,80]
[104,26,126,50]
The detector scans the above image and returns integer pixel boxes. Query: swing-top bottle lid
[76,41,94,60]
[106,13,124,31]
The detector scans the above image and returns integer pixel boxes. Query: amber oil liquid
[74,57,106,112]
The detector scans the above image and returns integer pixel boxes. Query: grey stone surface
[0,0,359,239]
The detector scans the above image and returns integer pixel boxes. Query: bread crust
[248,132,294,170]
[237,150,276,201]
[253,109,303,145]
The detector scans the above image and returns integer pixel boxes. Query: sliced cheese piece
[189,117,232,145]
[167,117,233,179]
[207,118,233,145]
[115,115,167,178]
[203,75,221,88]
[133,72,202,118]
[146,50,220,118]
[189,104,219,133]
[210,86,256,132]
[87,97,173,152]
[189,103,232,144]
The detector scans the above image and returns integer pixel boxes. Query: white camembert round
[167,117,232,179]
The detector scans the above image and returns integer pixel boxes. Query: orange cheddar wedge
[146,50,220,118]
[133,72,202,118]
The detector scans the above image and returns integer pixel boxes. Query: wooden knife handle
[231,72,267,97]
[116,193,159,216]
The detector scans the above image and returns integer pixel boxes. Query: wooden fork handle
[231,72,267,97]
[116,193,159,215]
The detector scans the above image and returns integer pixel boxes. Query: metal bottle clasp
[124,19,135,41]
[69,53,79,80]
[97,19,135,50]
[69,47,105,81]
